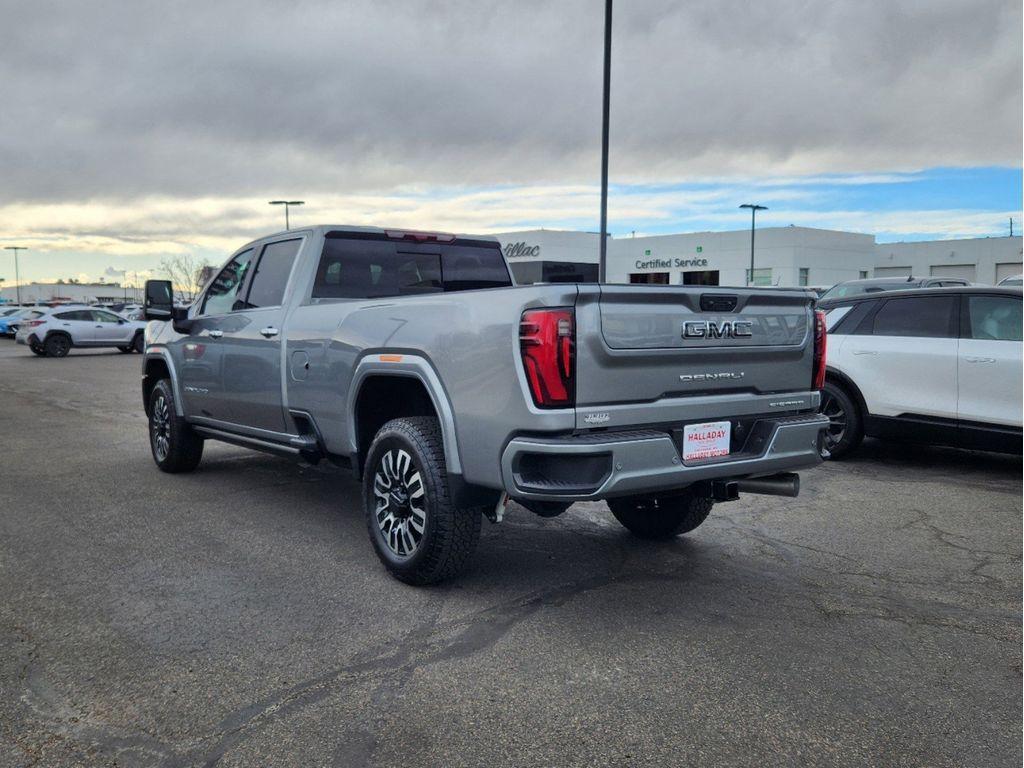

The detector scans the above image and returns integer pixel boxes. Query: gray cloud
[0,0,1019,204]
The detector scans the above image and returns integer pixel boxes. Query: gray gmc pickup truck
[142,225,829,584]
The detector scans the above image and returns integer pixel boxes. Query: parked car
[141,225,830,584]
[997,274,1022,287]
[818,287,1022,458]
[0,308,40,337]
[819,276,971,303]
[15,306,147,356]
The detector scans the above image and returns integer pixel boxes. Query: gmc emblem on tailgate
[682,320,754,339]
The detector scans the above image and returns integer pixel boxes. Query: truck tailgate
[574,285,817,424]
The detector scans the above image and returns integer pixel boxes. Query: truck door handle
[965,356,995,363]
[260,326,279,338]
[208,329,223,339]
[851,350,878,356]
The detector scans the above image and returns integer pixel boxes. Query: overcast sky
[0,0,1020,283]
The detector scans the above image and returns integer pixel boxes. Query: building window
[630,272,669,284]
[746,268,772,286]
[859,270,869,279]
[798,268,809,286]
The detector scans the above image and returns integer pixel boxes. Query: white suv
[818,287,1022,457]
[15,306,148,357]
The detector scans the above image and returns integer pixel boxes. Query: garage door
[996,262,1023,282]
[874,266,912,277]
[930,264,976,281]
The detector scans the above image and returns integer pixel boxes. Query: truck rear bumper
[500,412,829,501]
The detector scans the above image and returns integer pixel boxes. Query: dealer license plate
[682,421,731,461]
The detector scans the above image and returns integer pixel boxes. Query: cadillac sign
[503,242,541,259]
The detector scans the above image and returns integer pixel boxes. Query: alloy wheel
[152,394,171,462]
[373,448,427,557]
[820,391,847,450]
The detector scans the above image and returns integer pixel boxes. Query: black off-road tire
[44,334,71,358]
[148,379,204,473]
[132,332,145,353]
[29,344,46,356]
[819,379,864,460]
[608,489,714,540]
[363,416,481,585]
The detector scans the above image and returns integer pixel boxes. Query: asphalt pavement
[0,342,1020,767]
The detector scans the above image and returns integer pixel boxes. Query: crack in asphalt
[13,548,642,767]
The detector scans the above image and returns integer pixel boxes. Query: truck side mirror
[144,280,174,320]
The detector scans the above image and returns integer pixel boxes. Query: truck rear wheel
[363,416,481,585]
[607,489,713,540]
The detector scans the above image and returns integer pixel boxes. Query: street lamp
[739,204,767,286]
[597,0,613,283]
[3,246,26,305]
[268,200,305,230]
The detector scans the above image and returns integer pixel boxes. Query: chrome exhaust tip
[736,472,801,498]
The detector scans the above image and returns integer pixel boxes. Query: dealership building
[0,281,135,305]
[494,227,1023,287]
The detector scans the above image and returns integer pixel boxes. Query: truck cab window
[202,249,254,315]
[312,240,440,299]
[243,239,302,309]
[312,236,510,299]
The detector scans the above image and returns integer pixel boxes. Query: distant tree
[160,254,214,302]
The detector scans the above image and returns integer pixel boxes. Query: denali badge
[583,412,610,425]
[682,320,754,339]
[679,372,745,382]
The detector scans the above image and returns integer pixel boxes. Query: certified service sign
[682,421,731,461]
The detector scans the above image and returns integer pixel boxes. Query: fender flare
[347,353,463,475]
[142,347,185,416]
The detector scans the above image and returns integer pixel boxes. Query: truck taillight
[812,309,827,390]
[520,308,574,408]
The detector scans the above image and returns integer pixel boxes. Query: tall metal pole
[598,0,612,283]
[4,247,25,305]
[749,208,756,284]
[739,204,767,285]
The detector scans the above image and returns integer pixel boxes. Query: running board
[192,425,308,458]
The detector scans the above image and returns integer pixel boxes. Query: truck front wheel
[607,489,713,540]
[363,417,481,585]
[148,379,204,473]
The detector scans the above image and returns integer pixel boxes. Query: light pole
[4,246,26,304]
[739,204,767,286]
[598,0,612,283]
[269,200,305,230]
